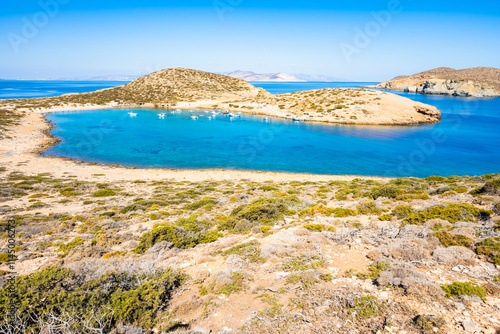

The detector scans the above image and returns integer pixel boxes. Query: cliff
[372,67,500,97]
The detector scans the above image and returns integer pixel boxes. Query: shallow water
[41,82,500,177]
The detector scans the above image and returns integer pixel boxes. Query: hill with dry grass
[372,67,500,97]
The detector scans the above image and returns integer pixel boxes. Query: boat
[158,113,166,118]
[191,115,198,120]
[208,116,212,120]
[292,117,302,122]
[263,116,269,121]
[128,112,138,117]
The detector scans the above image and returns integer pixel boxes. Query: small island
[371,67,500,97]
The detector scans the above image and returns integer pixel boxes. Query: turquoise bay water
[41,81,500,177]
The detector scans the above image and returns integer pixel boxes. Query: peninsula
[372,67,500,97]
[0,68,441,126]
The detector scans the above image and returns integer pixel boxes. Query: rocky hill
[50,68,272,105]
[372,67,500,97]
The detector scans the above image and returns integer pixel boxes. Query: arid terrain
[0,96,499,334]
[372,67,500,98]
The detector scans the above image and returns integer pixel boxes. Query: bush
[92,189,116,197]
[0,266,186,330]
[184,197,217,210]
[434,230,473,248]
[55,237,84,257]
[0,253,10,263]
[302,224,336,232]
[413,314,446,333]
[403,203,492,225]
[440,281,487,299]
[470,178,500,196]
[348,295,384,319]
[357,201,381,215]
[357,263,390,280]
[475,237,500,265]
[134,215,221,253]
[370,185,404,199]
[220,196,300,230]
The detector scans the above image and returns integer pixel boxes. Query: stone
[461,320,476,332]
[225,254,246,269]
[193,326,212,334]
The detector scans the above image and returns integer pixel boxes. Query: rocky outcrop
[372,67,500,97]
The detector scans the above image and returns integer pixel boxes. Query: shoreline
[0,110,392,183]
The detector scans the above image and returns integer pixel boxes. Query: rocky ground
[0,161,499,333]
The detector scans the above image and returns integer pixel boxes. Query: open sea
[2,80,499,177]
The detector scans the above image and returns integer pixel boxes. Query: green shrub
[392,205,415,218]
[348,295,384,319]
[184,197,217,210]
[0,266,186,330]
[440,281,487,299]
[470,178,500,196]
[356,263,390,280]
[475,237,500,265]
[55,237,84,257]
[303,224,336,232]
[370,185,404,199]
[403,203,492,225]
[0,253,10,263]
[413,314,446,333]
[134,215,221,253]
[220,196,300,230]
[357,201,381,215]
[92,189,116,197]
[434,230,473,248]
[217,272,246,296]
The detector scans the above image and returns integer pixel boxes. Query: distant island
[372,67,500,97]
[0,68,441,126]
[225,70,306,82]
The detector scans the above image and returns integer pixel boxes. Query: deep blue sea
[0,80,129,99]
[3,80,499,177]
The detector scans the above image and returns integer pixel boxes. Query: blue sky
[1,0,499,81]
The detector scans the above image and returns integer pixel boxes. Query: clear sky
[1,0,499,81]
